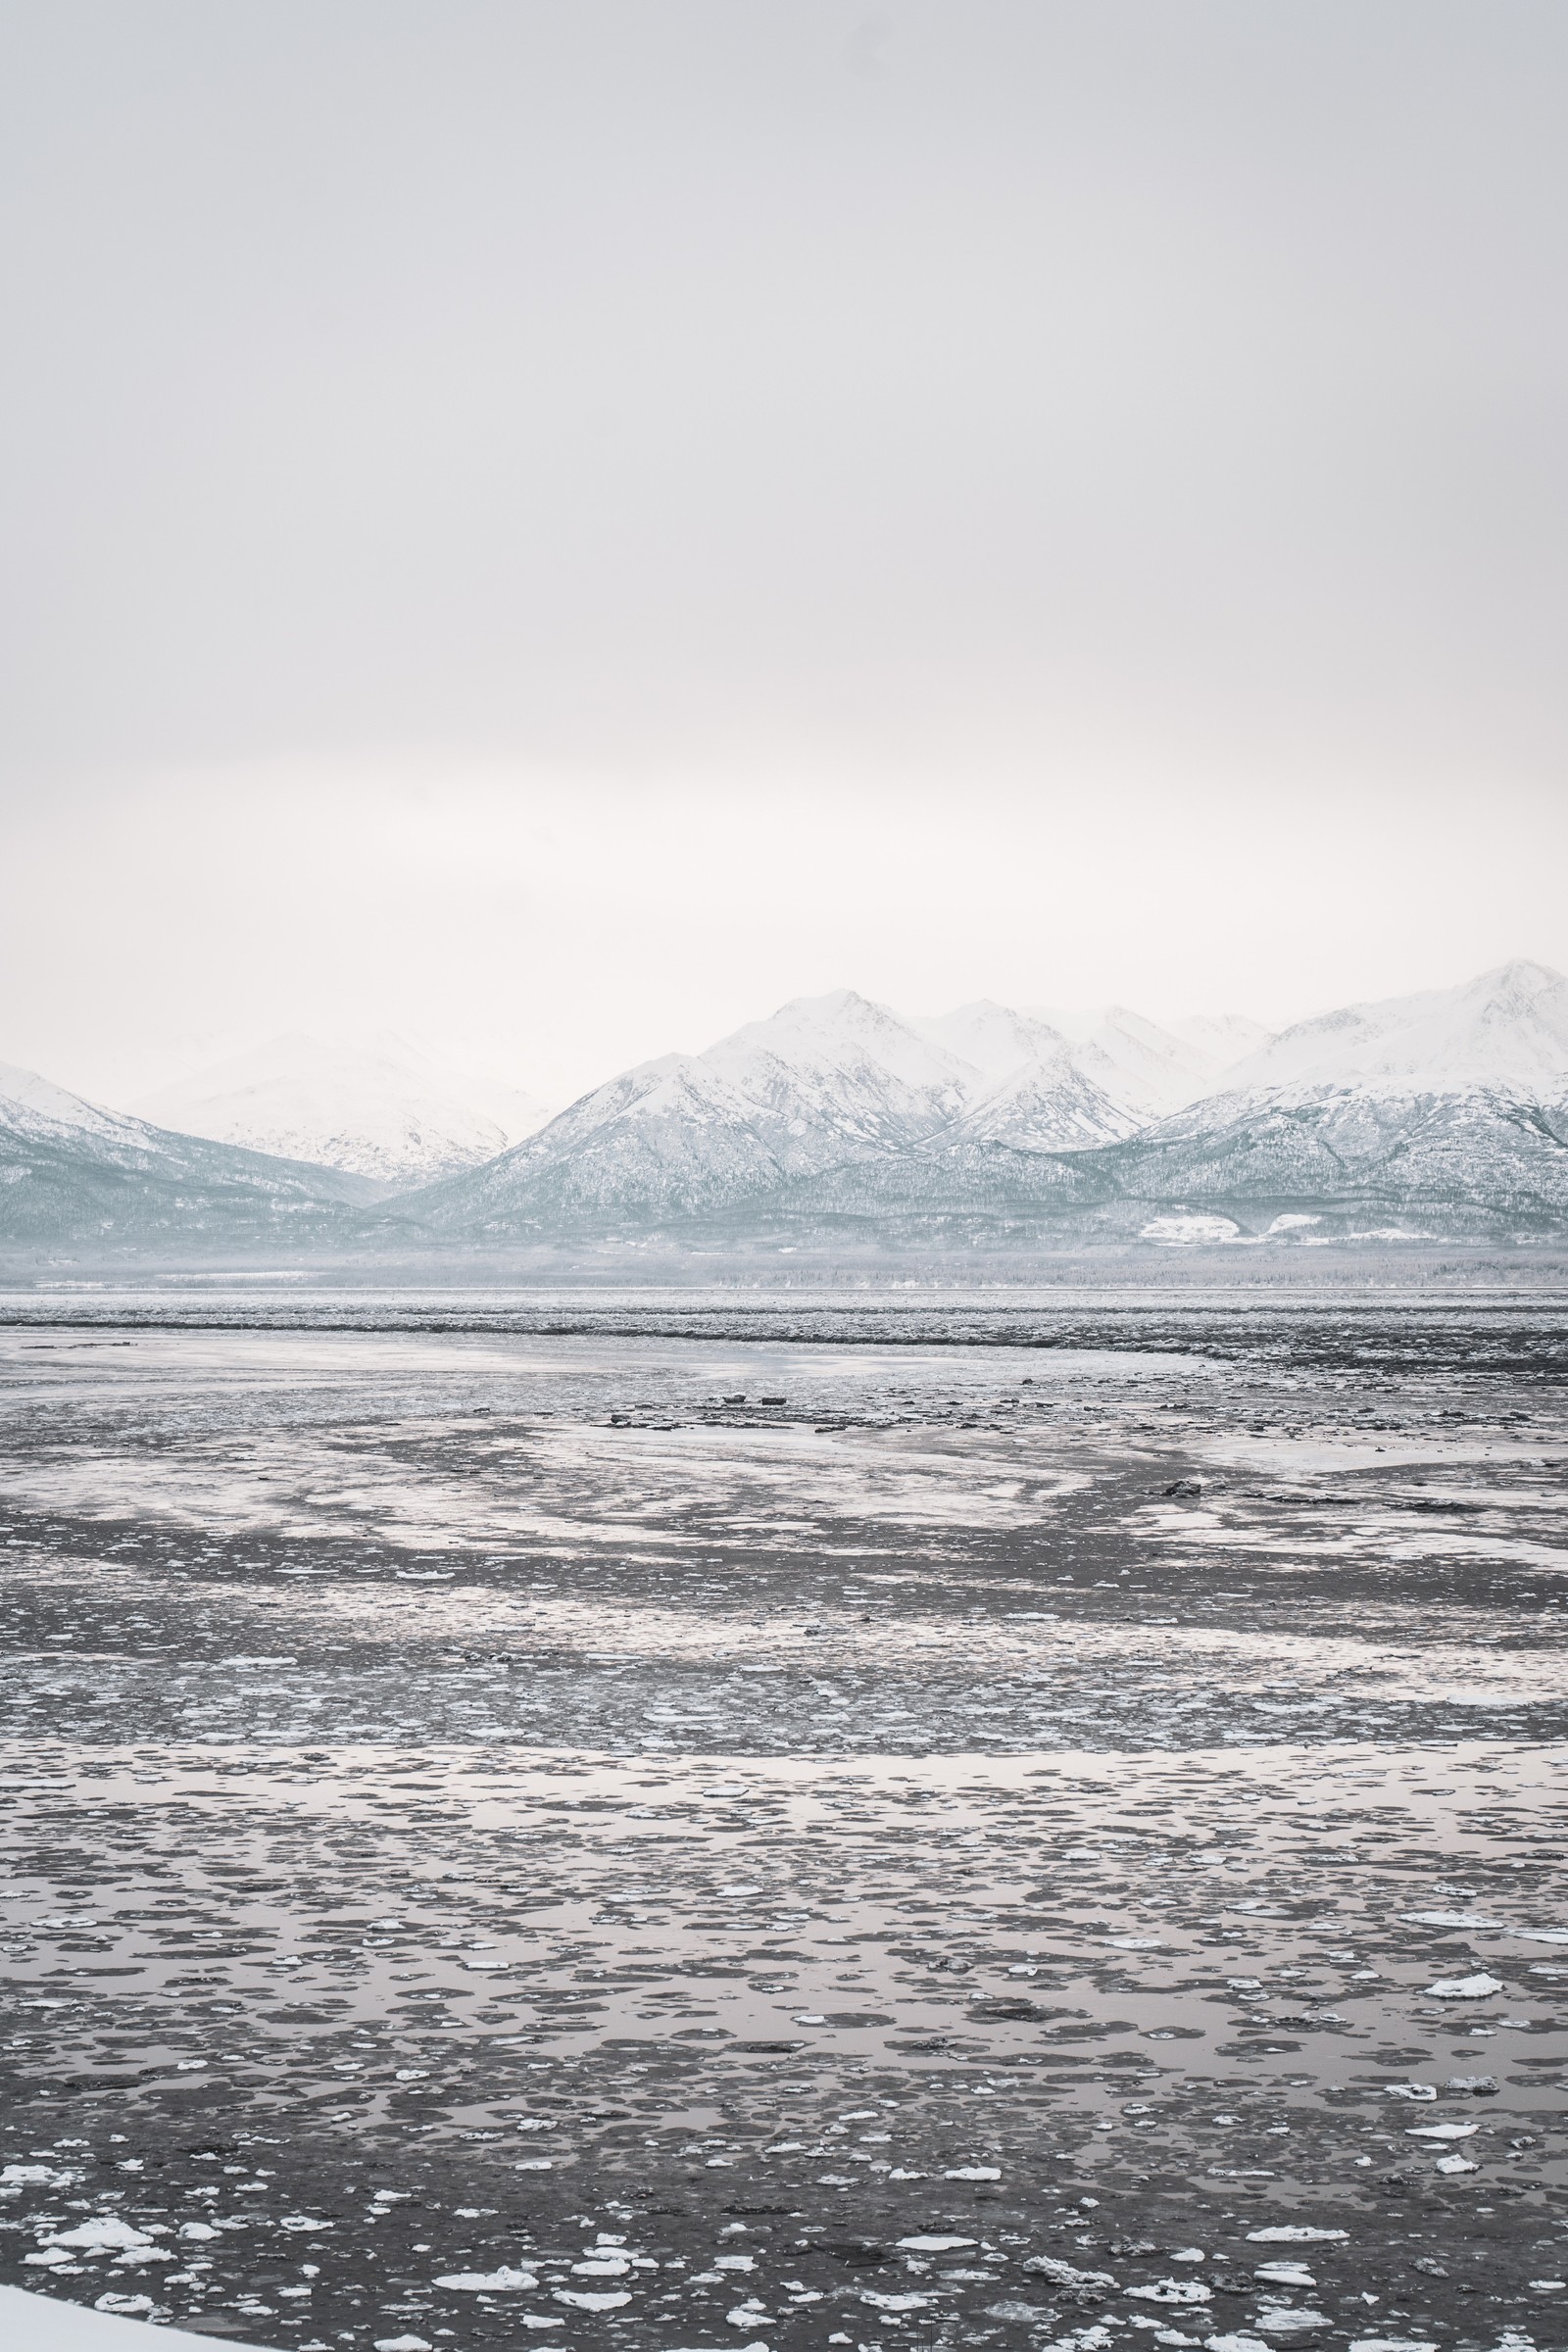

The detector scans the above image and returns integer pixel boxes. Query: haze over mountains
[135,1033,556,1187]
[1,960,1565,1260]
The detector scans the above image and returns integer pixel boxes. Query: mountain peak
[708,990,973,1095]
[1467,957,1565,1010]
[1481,955,1562,984]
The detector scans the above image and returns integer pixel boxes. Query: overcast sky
[3,1,1566,1104]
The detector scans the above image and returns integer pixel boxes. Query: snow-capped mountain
[134,1033,556,1186]
[400,993,970,1233]
[0,1060,375,1253]
[1226,958,1568,1094]
[393,986,1268,1240]
[701,990,977,1145]
[1069,961,1568,1243]
[396,989,1142,1235]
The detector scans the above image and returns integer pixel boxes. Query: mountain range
[2,960,1565,1258]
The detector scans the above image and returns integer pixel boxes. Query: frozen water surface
[1,1288,1566,2350]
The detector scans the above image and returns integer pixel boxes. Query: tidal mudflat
[2,1291,1566,2352]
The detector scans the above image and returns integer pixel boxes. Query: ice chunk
[435,2267,539,2291]
[1246,2228,1348,2244]
[39,2218,158,2255]
[1023,2255,1119,2289]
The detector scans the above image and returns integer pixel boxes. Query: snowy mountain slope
[1022,1004,1234,1115]
[911,998,1277,1137]
[1227,959,1568,1092]
[1063,1079,1568,1238]
[400,1054,798,1232]
[134,1033,556,1186]
[701,990,976,1143]
[906,999,1173,1142]
[1167,1011,1274,1064]
[0,1059,149,1144]
[663,1079,1568,1249]
[1050,960,1568,1242]
[1030,965,1568,1242]
[702,1136,1099,1247]
[909,999,1081,1078]
[938,1053,1139,1150]
[0,1061,377,1252]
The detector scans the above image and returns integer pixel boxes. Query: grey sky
[2,2,1566,1102]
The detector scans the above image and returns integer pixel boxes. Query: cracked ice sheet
[0,1416,1097,1552]
[3,1296,1568,2348]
